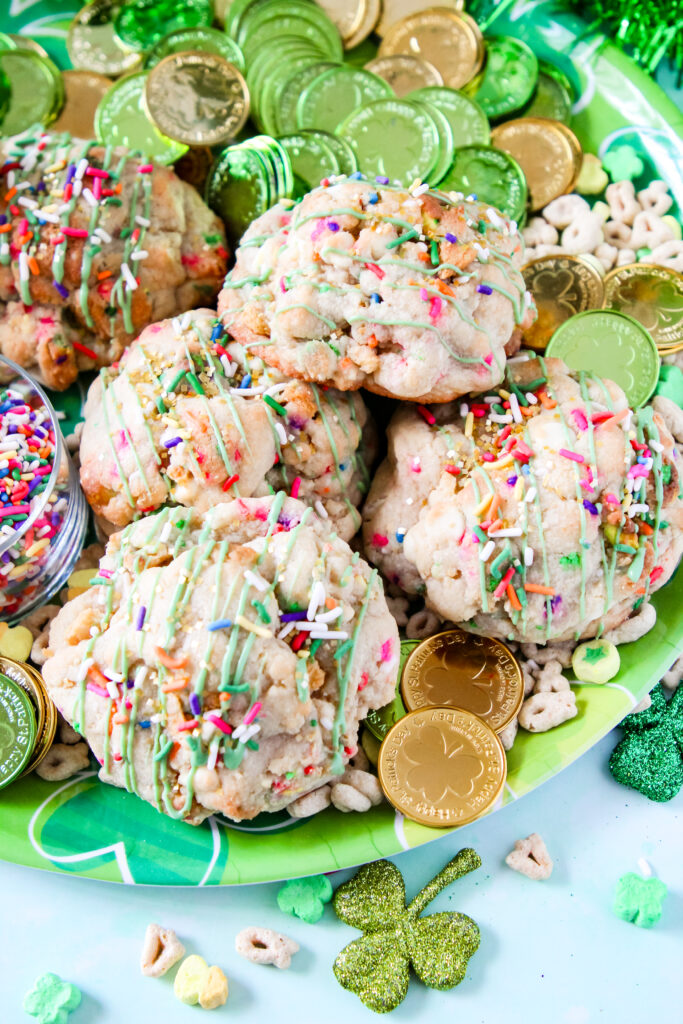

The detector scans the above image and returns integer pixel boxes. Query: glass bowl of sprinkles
[0,355,87,624]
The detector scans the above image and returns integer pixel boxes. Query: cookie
[363,357,683,642]
[218,177,535,403]
[41,496,399,823]
[0,131,227,390]
[79,309,373,539]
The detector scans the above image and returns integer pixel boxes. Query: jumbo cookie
[218,176,536,402]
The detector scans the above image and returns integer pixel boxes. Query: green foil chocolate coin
[114,0,214,51]
[522,60,574,123]
[296,65,393,134]
[473,36,538,120]
[364,638,420,741]
[278,130,340,194]
[408,84,490,146]
[145,27,246,71]
[337,97,441,185]
[206,142,273,246]
[0,66,9,125]
[438,144,527,221]
[95,72,188,164]
[320,132,358,175]
[411,99,454,185]
[68,0,143,77]
[276,59,339,134]
[0,672,36,789]
[238,1,343,65]
[0,50,64,135]
[546,310,660,408]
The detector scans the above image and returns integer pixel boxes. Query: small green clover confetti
[333,848,481,1013]
[602,145,644,182]
[609,684,683,801]
[277,874,333,923]
[614,873,668,928]
[22,973,81,1024]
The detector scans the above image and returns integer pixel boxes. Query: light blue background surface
[1,732,680,1023]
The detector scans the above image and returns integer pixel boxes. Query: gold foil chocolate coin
[52,70,113,138]
[378,706,507,828]
[491,116,576,210]
[378,9,484,91]
[376,0,464,37]
[316,0,368,44]
[144,51,250,146]
[603,263,683,348]
[365,54,443,96]
[400,628,524,732]
[0,656,57,776]
[522,254,605,351]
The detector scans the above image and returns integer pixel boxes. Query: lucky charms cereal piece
[235,926,299,968]
[602,146,644,182]
[655,365,683,409]
[575,153,609,194]
[333,848,481,1013]
[22,973,81,1024]
[277,874,333,923]
[199,967,229,1010]
[140,922,185,977]
[609,684,683,801]
[0,623,33,662]
[613,873,668,928]
[173,955,228,1009]
[572,639,620,683]
[505,833,553,880]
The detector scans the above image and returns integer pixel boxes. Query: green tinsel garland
[471,0,683,80]
[561,0,683,79]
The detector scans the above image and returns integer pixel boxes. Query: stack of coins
[0,1,596,245]
[0,657,57,787]
[374,629,525,827]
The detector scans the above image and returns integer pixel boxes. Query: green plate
[1,0,683,886]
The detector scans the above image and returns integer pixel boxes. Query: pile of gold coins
[368,630,525,828]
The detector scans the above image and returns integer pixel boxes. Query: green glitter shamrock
[609,684,683,801]
[277,874,333,923]
[602,145,644,182]
[22,973,82,1024]
[614,873,668,928]
[333,848,481,1013]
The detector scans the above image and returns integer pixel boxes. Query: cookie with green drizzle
[363,356,683,643]
[41,494,399,824]
[79,308,374,540]
[0,129,227,390]
[218,175,535,403]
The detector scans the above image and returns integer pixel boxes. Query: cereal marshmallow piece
[505,833,553,880]
[22,973,81,1024]
[173,955,228,1009]
[613,873,668,928]
[0,622,33,662]
[277,874,333,923]
[572,639,620,683]
[235,926,300,968]
[140,923,185,977]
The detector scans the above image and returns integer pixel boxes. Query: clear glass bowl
[0,355,87,624]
